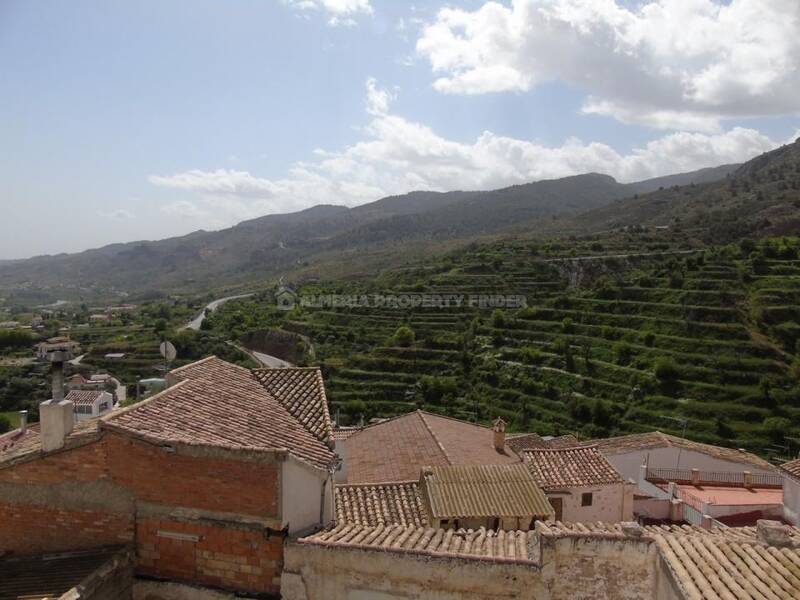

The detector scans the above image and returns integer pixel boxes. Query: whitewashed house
[65,390,114,421]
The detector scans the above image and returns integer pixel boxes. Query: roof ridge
[252,366,321,373]
[417,409,494,431]
[335,480,419,488]
[523,445,598,452]
[418,411,452,466]
[168,354,219,375]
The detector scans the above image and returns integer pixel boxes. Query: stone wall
[282,530,659,600]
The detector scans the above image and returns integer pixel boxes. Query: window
[581,492,593,507]
[99,401,109,412]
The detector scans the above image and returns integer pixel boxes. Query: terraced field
[207,234,800,459]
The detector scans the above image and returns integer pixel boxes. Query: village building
[0,356,336,598]
[523,445,634,522]
[418,463,553,530]
[340,410,520,484]
[590,431,776,485]
[66,389,115,420]
[642,465,784,526]
[282,518,800,600]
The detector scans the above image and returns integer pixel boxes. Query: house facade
[0,357,336,598]
[523,445,634,522]
[66,390,114,420]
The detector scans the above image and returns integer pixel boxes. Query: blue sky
[1,0,798,258]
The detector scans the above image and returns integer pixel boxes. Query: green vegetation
[206,234,800,460]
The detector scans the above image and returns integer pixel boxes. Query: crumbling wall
[542,535,657,600]
[0,439,135,553]
[282,544,547,600]
[282,530,660,600]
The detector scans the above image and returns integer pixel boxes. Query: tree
[763,417,791,445]
[491,309,506,328]
[654,357,680,381]
[392,326,415,347]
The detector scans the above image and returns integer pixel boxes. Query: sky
[1,0,799,259]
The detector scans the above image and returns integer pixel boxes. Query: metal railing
[646,467,782,487]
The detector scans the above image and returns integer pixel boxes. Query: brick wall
[0,502,134,553]
[0,439,109,484]
[106,435,279,518]
[137,517,284,596]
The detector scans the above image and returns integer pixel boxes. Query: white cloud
[150,79,784,226]
[285,0,372,26]
[416,0,800,131]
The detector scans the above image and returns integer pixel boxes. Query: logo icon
[275,286,297,311]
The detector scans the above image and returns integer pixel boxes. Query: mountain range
[1,140,798,303]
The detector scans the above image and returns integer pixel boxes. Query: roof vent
[18,410,27,434]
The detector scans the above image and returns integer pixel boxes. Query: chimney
[756,520,793,548]
[39,342,76,452]
[18,410,27,434]
[492,417,506,452]
[743,471,753,489]
[691,468,700,485]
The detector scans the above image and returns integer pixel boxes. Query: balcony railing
[646,467,782,488]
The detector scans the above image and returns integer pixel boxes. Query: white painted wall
[784,474,800,525]
[281,457,333,535]
[606,447,774,485]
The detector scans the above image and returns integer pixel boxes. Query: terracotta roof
[420,464,553,520]
[332,426,361,442]
[104,356,335,470]
[547,434,581,448]
[344,410,519,483]
[298,522,536,564]
[523,446,626,490]
[65,390,104,406]
[506,433,581,453]
[335,482,427,527]
[779,457,800,479]
[589,431,774,471]
[506,433,549,453]
[656,525,800,600]
[253,367,333,446]
[0,419,101,468]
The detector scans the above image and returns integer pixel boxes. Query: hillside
[0,165,741,303]
[561,140,800,242]
[206,232,800,460]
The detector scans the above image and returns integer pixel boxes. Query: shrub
[491,309,506,328]
[654,357,680,381]
[392,326,415,347]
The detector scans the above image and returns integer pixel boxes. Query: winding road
[185,294,254,331]
[186,294,294,368]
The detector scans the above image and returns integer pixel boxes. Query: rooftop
[105,356,335,469]
[65,389,105,407]
[252,367,333,446]
[335,481,427,527]
[673,483,783,507]
[299,522,536,564]
[589,431,774,471]
[344,410,519,483]
[0,547,129,600]
[420,464,553,520]
[523,445,626,490]
[779,457,800,479]
[506,432,581,453]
